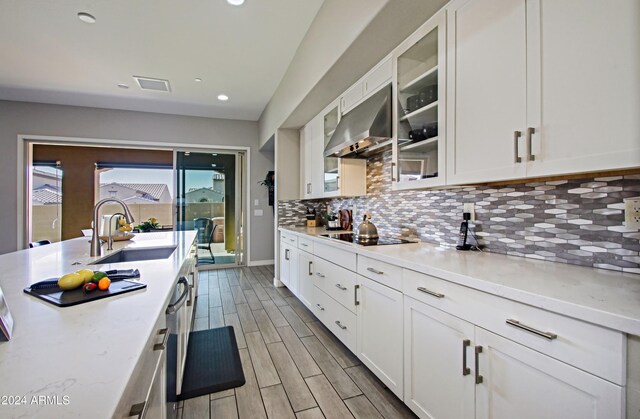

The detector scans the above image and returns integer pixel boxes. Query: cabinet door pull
[308,261,313,276]
[153,328,170,351]
[513,130,522,163]
[417,286,444,299]
[285,249,289,261]
[526,127,536,161]
[390,162,396,182]
[354,284,360,306]
[506,319,557,340]
[462,339,470,376]
[315,272,325,278]
[335,320,347,330]
[335,283,347,291]
[475,345,483,384]
[366,267,384,275]
[129,401,146,418]
[316,303,325,311]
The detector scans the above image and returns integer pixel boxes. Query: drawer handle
[316,272,325,278]
[335,283,347,291]
[153,328,169,351]
[506,319,557,340]
[301,243,308,247]
[417,286,444,299]
[316,303,325,311]
[462,339,470,376]
[475,346,483,384]
[129,401,146,418]
[335,320,347,330]
[366,267,384,275]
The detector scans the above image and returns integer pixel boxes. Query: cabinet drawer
[472,288,625,385]
[298,236,314,253]
[114,315,167,418]
[314,241,356,271]
[357,255,402,291]
[280,232,298,247]
[314,257,358,314]
[403,269,625,385]
[319,288,357,353]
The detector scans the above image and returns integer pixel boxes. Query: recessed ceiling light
[227,0,245,5]
[117,83,129,89]
[194,78,202,82]
[77,12,96,24]
[217,94,229,101]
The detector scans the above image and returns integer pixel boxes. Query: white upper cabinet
[446,0,528,184]
[525,0,640,177]
[299,114,325,199]
[341,56,393,115]
[392,9,447,189]
[446,0,640,185]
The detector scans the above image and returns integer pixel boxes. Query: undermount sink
[91,245,178,265]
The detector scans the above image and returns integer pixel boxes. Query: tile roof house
[99,182,172,203]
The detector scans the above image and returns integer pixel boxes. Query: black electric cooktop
[320,233,416,246]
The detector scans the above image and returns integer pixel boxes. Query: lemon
[76,269,95,284]
[58,273,84,290]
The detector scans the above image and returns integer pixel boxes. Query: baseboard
[248,259,275,267]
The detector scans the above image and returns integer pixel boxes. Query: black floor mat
[179,326,245,401]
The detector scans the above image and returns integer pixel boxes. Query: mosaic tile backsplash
[279,151,640,274]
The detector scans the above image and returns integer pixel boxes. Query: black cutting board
[24,280,146,307]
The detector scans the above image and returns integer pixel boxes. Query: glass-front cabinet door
[393,9,446,189]
[323,99,341,195]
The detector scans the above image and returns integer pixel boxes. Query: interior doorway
[175,150,246,268]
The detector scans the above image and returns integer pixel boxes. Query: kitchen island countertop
[0,231,197,418]
[280,226,640,335]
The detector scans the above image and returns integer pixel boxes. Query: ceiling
[0,0,324,121]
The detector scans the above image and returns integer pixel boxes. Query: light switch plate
[463,203,475,221]
[254,209,264,217]
[254,199,259,206]
[624,197,640,230]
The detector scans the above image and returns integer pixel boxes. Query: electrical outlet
[463,203,475,221]
[624,197,640,230]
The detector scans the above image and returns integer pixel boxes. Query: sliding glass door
[175,150,245,267]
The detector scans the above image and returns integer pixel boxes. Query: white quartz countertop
[0,231,196,418]
[281,226,640,336]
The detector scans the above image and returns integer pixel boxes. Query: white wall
[0,100,275,262]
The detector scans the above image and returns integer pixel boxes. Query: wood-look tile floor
[178,265,417,419]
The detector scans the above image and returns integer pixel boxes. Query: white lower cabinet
[404,295,624,419]
[279,238,298,294]
[357,275,404,398]
[115,315,168,418]
[297,250,314,309]
[404,296,475,419]
[475,327,623,419]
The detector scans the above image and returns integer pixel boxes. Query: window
[96,167,174,232]
[31,164,62,243]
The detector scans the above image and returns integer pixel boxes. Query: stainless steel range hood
[324,84,391,158]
